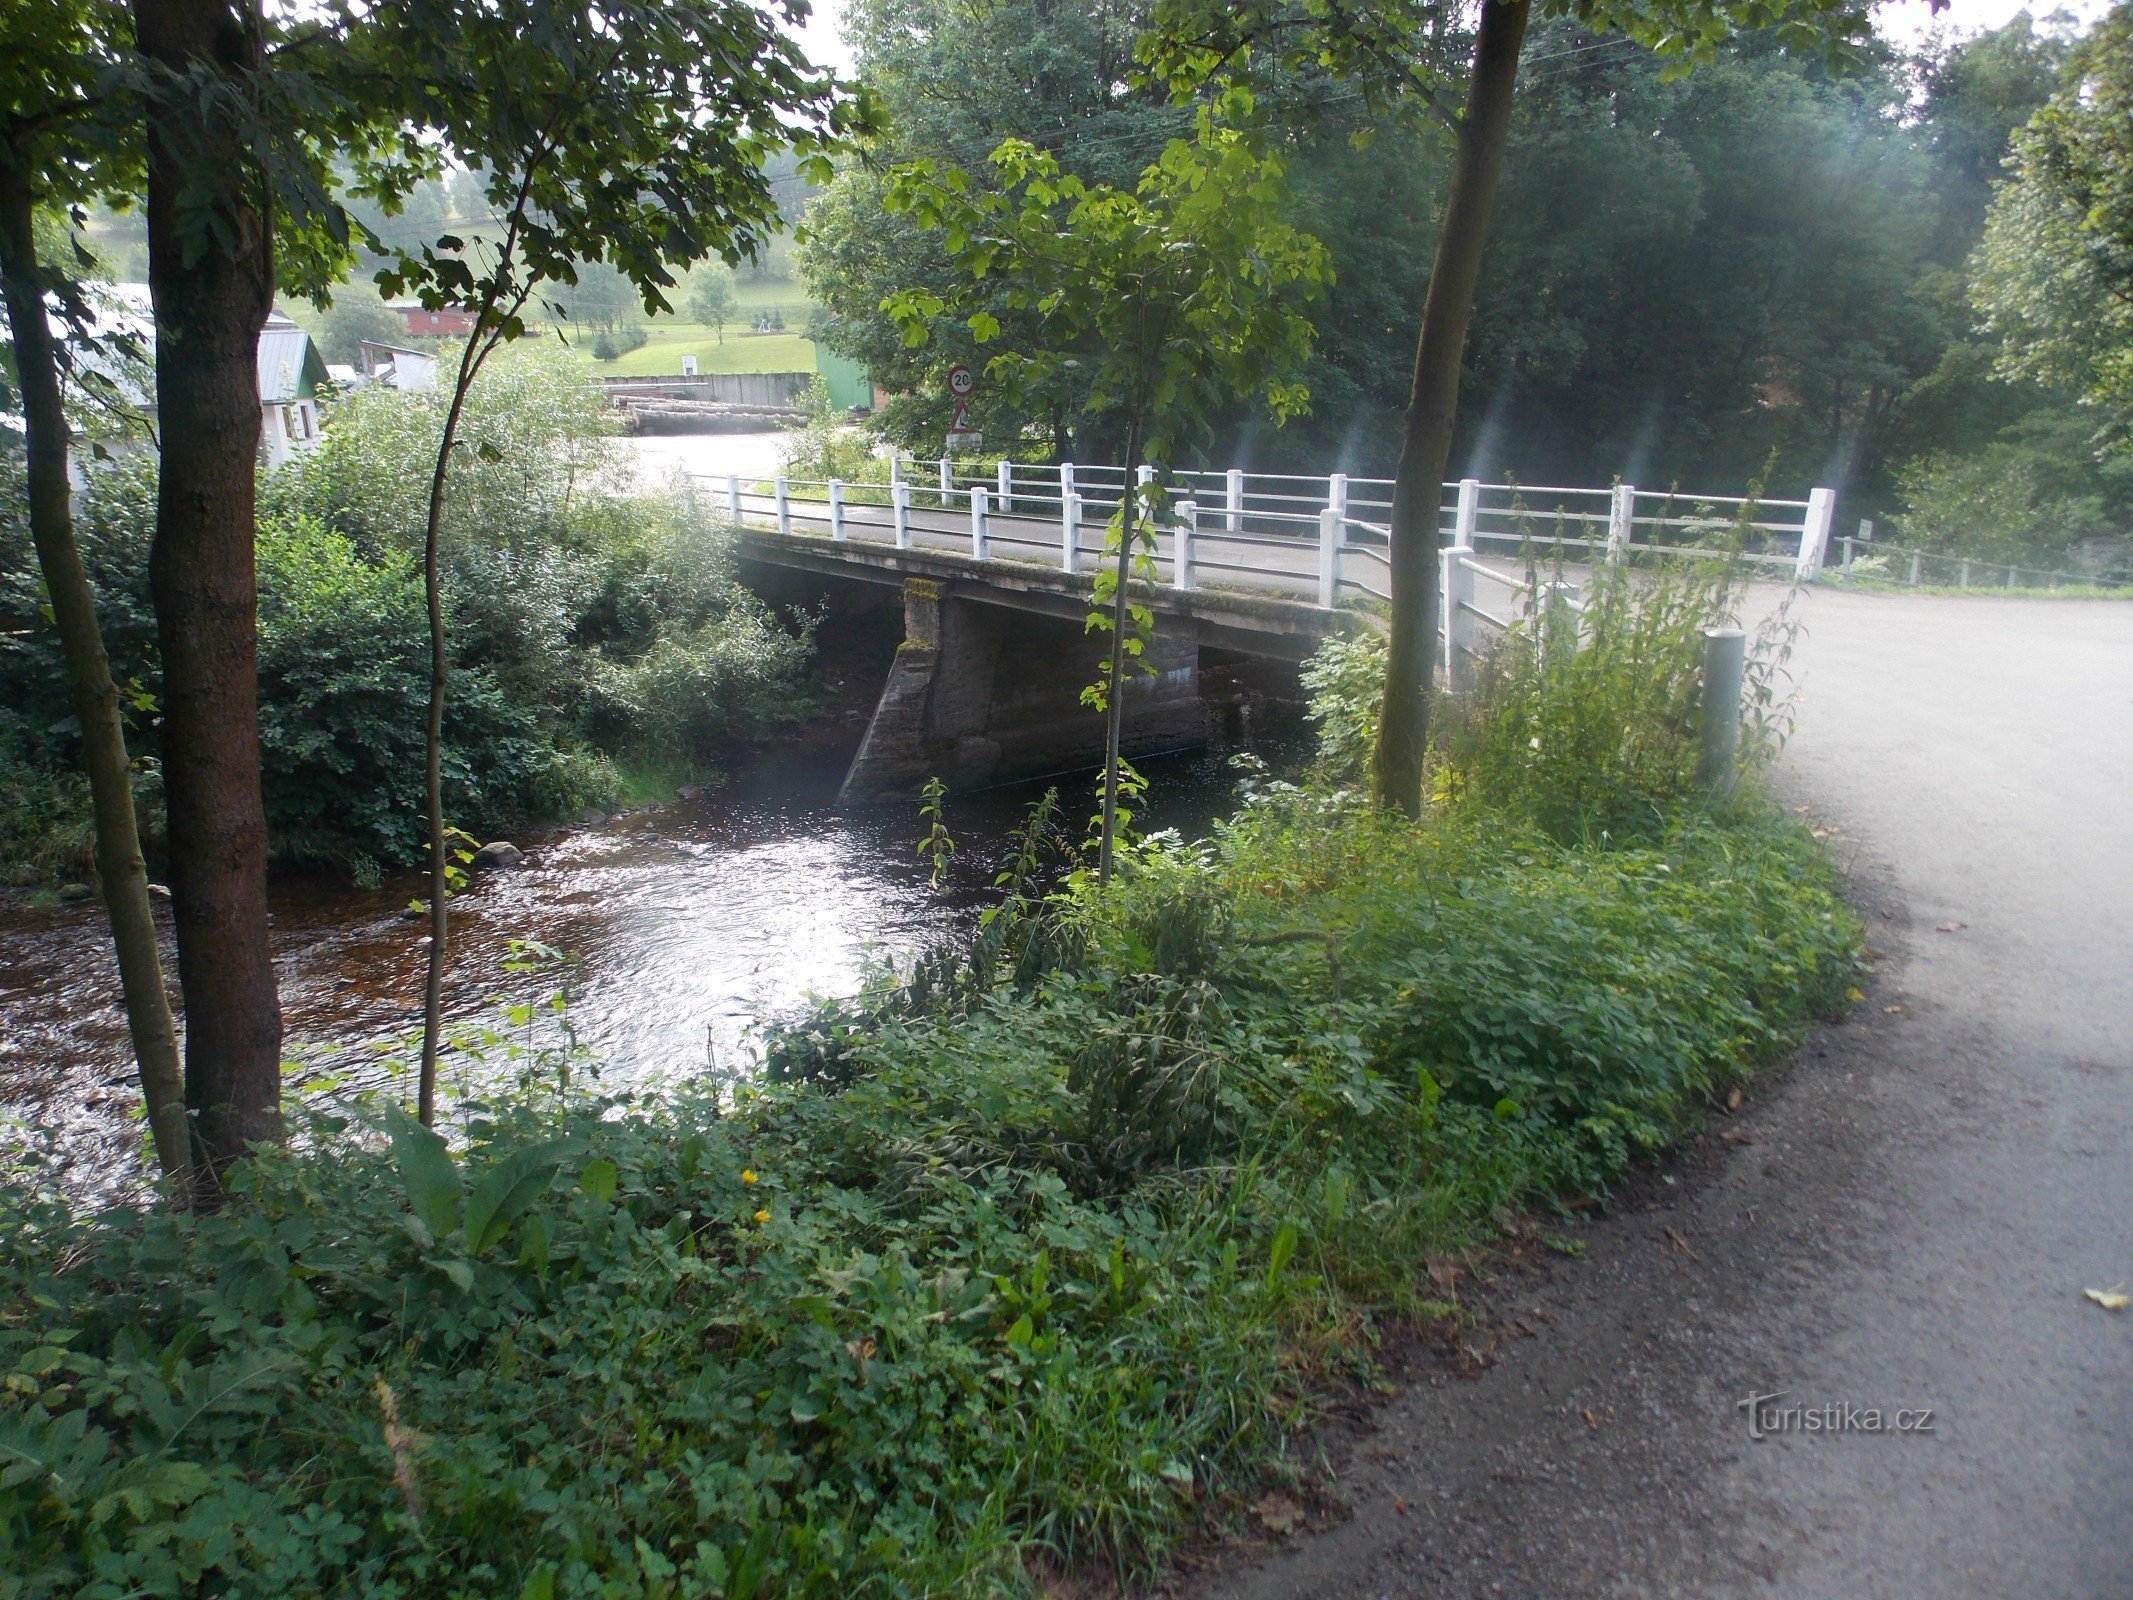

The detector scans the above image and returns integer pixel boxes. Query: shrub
[0,345,816,875]
[583,596,815,762]
[254,517,555,868]
[0,790,1856,1596]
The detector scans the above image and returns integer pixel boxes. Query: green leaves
[463,1140,567,1256]
[386,1104,463,1239]
[880,112,1328,466]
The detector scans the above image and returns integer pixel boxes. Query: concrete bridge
[715,459,1833,803]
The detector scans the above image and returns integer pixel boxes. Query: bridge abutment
[838,577,1208,804]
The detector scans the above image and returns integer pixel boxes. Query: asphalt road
[1183,587,2133,1599]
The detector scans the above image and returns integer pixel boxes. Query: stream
[0,723,1296,1206]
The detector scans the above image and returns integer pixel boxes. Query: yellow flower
[741,1169,758,1185]
[753,1209,771,1225]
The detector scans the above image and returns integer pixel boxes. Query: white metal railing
[708,458,1838,614]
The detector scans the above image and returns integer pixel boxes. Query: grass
[0,561,1861,1598]
[1824,575,2132,600]
[595,325,818,378]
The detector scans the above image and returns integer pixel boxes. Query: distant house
[257,317,330,470]
[385,300,476,338]
[64,288,329,473]
[353,339,439,393]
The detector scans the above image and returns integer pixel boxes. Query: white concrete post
[774,477,791,539]
[1318,506,1342,609]
[1226,466,1244,533]
[1909,550,1923,586]
[970,484,989,560]
[1959,558,1971,588]
[889,454,903,491]
[1455,477,1481,548]
[997,458,1012,511]
[1060,460,1075,505]
[1841,535,1854,575]
[1327,471,1348,521]
[938,456,953,500]
[1062,492,1081,573]
[1175,500,1197,591]
[1442,542,1477,692]
[893,482,911,549]
[727,473,742,524]
[829,479,846,541]
[1795,486,1835,581]
[1607,482,1635,564]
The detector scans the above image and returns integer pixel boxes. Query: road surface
[1184,587,2133,1600]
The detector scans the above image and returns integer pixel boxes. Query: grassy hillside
[597,326,817,378]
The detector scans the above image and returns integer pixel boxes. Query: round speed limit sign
[947,365,976,398]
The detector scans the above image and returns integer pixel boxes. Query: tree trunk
[0,168,194,1195]
[134,0,285,1180]
[417,378,476,1127]
[1371,0,1532,816]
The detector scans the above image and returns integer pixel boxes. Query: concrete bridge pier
[838,577,1208,804]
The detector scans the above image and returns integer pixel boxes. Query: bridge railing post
[1175,501,1197,591]
[1442,542,1477,693]
[1606,482,1634,564]
[1060,460,1075,507]
[1909,549,1922,586]
[1318,506,1342,609]
[727,473,742,526]
[1226,466,1243,533]
[1327,471,1348,523]
[1455,477,1481,550]
[971,484,989,561]
[892,483,912,549]
[828,480,846,541]
[775,476,791,539]
[1062,492,1081,573]
[1794,486,1834,582]
[997,458,1012,512]
[939,456,953,506]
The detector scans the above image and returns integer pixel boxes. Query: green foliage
[315,292,410,365]
[0,786,1854,1597]
[1301,630,1389,783]
[582,604,815,765]
[882,114,1328,464]
[1973,3,2133,450]
[798,0,1183,457]
[0,348,814,874]
[1894,407,2131,564]
[917,774,956,886]
[684,262,737,334]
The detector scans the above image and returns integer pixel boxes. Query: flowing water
[0,722,1297,1206]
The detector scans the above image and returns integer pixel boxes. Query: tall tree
[802,0,1187,456]
[1973,1,2133,451]
[1140,0,1872,814]
[130,0,291,1180]
[1,0,190,1190]
[884,113,1326,876]
[341,0,848,1124]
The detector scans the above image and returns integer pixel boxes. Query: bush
[0,345,816,875]
[584,598,816,762]
[0,790,1856,1596]
[1892,407,2131,566]
[254,518,557,869]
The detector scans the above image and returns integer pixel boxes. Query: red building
[385,301,477,338]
